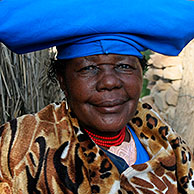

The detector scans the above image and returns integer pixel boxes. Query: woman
[0,54,194,194]
[0,0,194,193]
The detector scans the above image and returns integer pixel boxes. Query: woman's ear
[57,74,68,97]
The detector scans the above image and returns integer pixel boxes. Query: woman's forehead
[74,54,139,64]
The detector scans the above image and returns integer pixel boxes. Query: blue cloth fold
[0,0,194,59]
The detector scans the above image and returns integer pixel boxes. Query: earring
[63,96,69,110]
[65,99,69,110]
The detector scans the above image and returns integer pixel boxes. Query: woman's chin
[88,117,129,135]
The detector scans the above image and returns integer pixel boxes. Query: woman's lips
[91,99,127,113]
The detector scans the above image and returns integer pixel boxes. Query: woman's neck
[83,126,130,149]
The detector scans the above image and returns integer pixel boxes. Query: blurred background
[0,39,194,152]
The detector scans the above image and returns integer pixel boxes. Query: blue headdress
[0,0,194,59]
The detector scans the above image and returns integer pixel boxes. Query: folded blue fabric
[0,0,194,59]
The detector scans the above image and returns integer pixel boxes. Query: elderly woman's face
[58,54,143,134]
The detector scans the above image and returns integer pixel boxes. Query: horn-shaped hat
[0,0,194,59]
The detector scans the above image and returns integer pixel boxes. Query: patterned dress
[0,101,193,194]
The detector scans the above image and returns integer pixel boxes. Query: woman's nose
[96,69,122,91]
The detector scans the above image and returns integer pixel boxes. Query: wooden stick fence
[0,43,63,125]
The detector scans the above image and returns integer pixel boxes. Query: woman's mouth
[91,99,128,114]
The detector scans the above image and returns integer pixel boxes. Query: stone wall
[142,53,183,126]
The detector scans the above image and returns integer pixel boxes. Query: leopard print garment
[0,101,193,194]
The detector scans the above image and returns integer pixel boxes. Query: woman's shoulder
[130,101,194,193]
[0,101,74,187]
[0,101,68,133]
[0,101,67,128]
[0,101,70,155]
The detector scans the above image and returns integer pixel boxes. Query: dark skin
[57,54,143,143]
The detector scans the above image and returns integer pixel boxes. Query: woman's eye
[116,64,135,70]
[78,65,98,74]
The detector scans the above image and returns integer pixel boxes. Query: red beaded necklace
[84,126,126,148]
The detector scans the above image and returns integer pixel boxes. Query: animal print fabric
[0,101,193,194]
